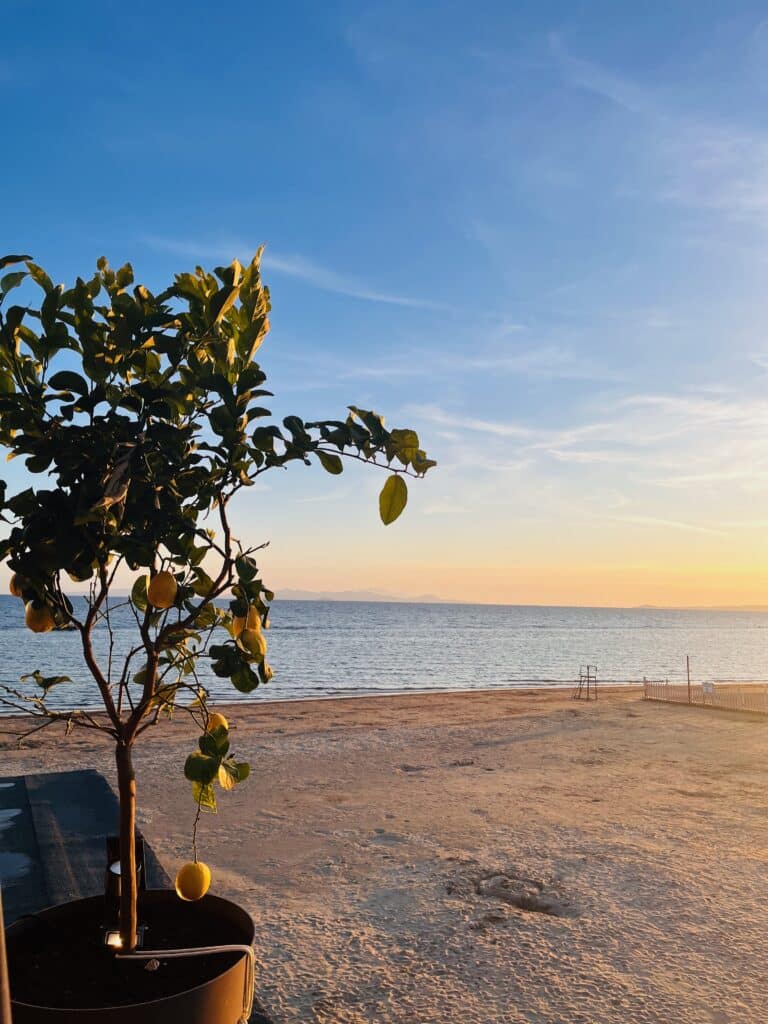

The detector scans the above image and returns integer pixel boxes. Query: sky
[4,1,768,606]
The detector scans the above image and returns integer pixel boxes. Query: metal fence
[643,680,768,716]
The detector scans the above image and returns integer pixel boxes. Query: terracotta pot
[6,890,255,1023]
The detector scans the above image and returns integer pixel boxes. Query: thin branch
[75,565,120,727]
[250,445,425,480]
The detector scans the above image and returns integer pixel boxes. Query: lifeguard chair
[572,664,597,700]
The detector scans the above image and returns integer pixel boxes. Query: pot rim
[7,890,255,1014]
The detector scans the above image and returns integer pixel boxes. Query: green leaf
[235,555,257,582]
[7,488,36,516]
[130,575,148,612]
[211,284,241,325]
[194,602,217,629]
[184,751,219,785]
[0,271,26,297]
[282,415,311,444]
[411,449,437,475]
[231,664,260,693]
[115,263,134,289]
[147,683,178,710]
[25,262,54,294]
[218,758,249,791]
[190,568,215,597]
[0,255,32,270]
[317,451,343,475]
[390,428,420,465]
[25,453,53,474]
[48,370,89,396]
[192,781,217,812]
[199,727,229,758]
[379,474,408,525]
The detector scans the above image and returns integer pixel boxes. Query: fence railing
[643,680,768,715]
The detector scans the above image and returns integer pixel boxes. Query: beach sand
[2,687,767,1023]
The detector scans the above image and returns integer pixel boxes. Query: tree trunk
[115,742,138,951]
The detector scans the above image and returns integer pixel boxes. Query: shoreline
[0,683,644,724]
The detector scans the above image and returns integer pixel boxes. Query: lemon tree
[0,251,436,948]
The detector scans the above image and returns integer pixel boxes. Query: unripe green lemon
[175,861,211,901]
[147,571,177,609]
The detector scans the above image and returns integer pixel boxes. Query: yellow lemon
[9,574,24,598]
[175,861,211,901]
[147,571,177,609]
[240,628,267,659]
[232,606,261,636]
[25,602,55,633]
[206,712,229,733]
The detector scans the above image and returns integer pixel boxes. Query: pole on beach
[687,655,691,705]
[0,886,12,1023]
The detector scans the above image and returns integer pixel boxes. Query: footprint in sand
[369,829,406,845]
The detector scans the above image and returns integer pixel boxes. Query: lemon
[9,574,24,598]
[206,711,229,733]
[25,602,55,633]
[240,628,267,659]
[175,861,211,901]
[232,606,261,636]
[147,571,177,609]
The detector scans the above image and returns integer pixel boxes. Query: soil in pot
[8,892,251,1010]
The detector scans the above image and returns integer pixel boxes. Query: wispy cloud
[328,344,622,384]
[548,33,654,116]
[400,385,768,550]
[413,389,768,491]
[265,251,450,311]
[450,345,624,382]
[547,34,768,221]
[413,404,536,439]
[596,513,727,537]
[143,235,449,311]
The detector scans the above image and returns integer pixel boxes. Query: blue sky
[4,1,768,605]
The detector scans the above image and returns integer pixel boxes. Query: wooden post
[687,655,691,705]
[0,885,13,1024]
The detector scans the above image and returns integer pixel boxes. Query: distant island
[634,604,768,612]
[276,589,451,603]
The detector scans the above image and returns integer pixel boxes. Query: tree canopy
[0,248,436,779]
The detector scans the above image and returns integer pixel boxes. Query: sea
[2,596,768,713]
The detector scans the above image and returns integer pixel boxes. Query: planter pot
[6,889,255,1024]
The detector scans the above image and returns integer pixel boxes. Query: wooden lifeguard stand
[572,664,597,700]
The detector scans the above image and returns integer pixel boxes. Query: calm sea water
[1,597,767,713]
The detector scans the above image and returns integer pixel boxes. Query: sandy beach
[2,687,767,1023]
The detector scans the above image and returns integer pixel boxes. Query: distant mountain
[50,588,451,603]
[635,604,768,612]
[276,589,451,604]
